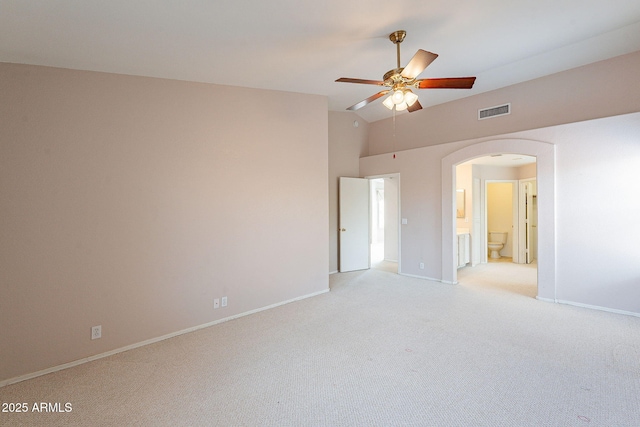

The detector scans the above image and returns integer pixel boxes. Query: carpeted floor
[1,262,639,426]
[457,258,538,298]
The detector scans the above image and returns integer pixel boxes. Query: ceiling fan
[336,30,476,113]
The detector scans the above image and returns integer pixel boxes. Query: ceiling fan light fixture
[383,91,413,111]
[382,96,395,110]
[391,89,405,104]
[403,90,418,107]
[395,101,408,111]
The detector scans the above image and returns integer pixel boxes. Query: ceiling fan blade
[346,90,390,111]
[416,77,476,89]
[336,78,385,86]
[401,50,438,79]
[407,100,422,113]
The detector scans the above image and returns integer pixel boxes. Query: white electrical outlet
[91,325,102,340]
[221,296,227,307]
[214,298,220,309]
[419,262,425,269]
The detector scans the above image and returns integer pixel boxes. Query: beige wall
[0,63,329,383]
[328,112,369,273]
[517,163,536,180]
[455,163,472,228]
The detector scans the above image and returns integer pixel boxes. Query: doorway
[452,152,539,296]
[442,139,556,300]
[486,180,517,263]
[370,178,385,263]
[369,175,399,273]
[338,174,400,273]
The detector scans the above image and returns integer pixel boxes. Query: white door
[519,181,534,264]
[524,182,533,264]
[339,177,370,272]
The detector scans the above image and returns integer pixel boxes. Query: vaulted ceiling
[2,1,640,122]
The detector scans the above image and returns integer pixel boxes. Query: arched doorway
[441,139,556,301]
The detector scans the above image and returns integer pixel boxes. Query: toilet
[488,231,507,259]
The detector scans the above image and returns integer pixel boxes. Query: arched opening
[441,139,556,301]
[455,155,538,298]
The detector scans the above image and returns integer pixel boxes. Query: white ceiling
[2,1,640,122]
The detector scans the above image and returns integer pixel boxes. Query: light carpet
[1,262,639,426]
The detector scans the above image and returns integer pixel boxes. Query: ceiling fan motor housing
[383,68,406,84]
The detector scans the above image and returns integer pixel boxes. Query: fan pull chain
[392,108,396,159]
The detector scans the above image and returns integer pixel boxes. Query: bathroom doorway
[454,154,538,297]
[486,180,517,263]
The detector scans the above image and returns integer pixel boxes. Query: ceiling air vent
[478,103,511,120]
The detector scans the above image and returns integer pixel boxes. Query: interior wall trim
[399,272,450,284]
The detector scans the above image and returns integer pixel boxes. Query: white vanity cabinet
[457,231,470,268]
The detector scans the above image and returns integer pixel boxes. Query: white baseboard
[398,272,446,283]
[0,288,330,388]
[536,296,640,318]
[329,270,339,275]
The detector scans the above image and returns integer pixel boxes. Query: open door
[339,177,370,272]
[525,183,532,263]
[519,180,535,264]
